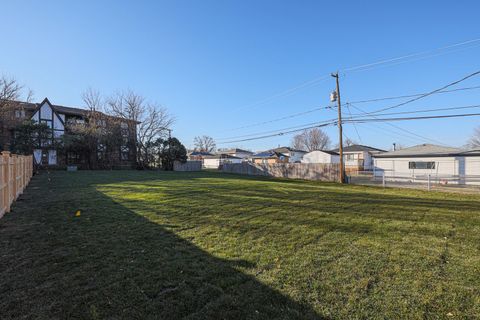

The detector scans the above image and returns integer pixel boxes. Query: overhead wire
[230,37,480,113]
[217,112,480,144]
[347,103,449,146]
[359,70,480,115]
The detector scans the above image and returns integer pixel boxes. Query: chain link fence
[348,170,480,193]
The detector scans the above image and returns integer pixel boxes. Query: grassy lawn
[1,171,479,319]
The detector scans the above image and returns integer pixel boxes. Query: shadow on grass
[0,171,324,319]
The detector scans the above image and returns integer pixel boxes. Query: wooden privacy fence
[222,162,340,182]
[1,151,34,218]
[173,160,202,172]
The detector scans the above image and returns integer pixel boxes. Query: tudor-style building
[2,98,138,168]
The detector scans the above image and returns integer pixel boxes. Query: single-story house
[373,144,480,185]
[203,154,243,169]
[301,150,340,164]
[188,151,214,161]
[219,148,254,160]
[251,151,289,164]
[271,147,307,163]
[331,144,385,172]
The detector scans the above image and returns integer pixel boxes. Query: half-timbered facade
[1,98,138,169]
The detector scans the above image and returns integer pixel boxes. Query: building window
[120,122,129,137]
[67,152,80,164]
[15,110,26,118]
[120,145,129,161]
[97,144,106,161]
[346,154,355,161]
[96,119,107,127]
[40,119,53,128]
[408,161,435,169]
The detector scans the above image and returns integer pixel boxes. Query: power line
[344,103,362,143]
[342,40,480,74]
[348,104,480,118]
[353,122,425,145]
[345,112,480,124]
[361,70,480,115]
[227,105,334,131]
[232,76,330,112]
[348,103,449,146]
[218,122,333,144]
[217,112,480,144]
[219,103,480,142]
[347,85,480,104]
[223,85,480,135]
[216,118,336,141]
[230,37,480,113]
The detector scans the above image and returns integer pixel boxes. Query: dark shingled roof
[204,154,242,159]
[17,98,139,123]
[220,148,254,155]
[374,144,463,158]
[189,151,214,156]
[306,150,339,155]
[331,144,385,153]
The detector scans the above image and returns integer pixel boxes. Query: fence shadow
[0,171,325,320]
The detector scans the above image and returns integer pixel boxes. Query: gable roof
[17,98,139,123]
[204,153,242,159]
[252,151,286,158]
[189,151,214,156]
[457,149,480,156]
[374,144,463,158]
[305,150,339,156]
[272,146,307,153]
[331,144,386,153]
[220,148,254,155]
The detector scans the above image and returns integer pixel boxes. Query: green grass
[1,171,479,319]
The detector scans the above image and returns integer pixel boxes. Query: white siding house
[302,150,340,164]
[220,148,254,160]
[331,145,385,171]
[272,147,307,163]
[373,144,480,185]
[203,154,243,169]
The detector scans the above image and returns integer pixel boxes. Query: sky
[2,0,480,151]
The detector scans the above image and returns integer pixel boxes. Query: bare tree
[291,128,330,151]
[468,126,480,148]
[344,137,357,147]
[193,135,216,152]
[107,89,174,168]
[0,76,34,149]
[82,88,104,112]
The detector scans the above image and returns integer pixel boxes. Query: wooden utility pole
[331,72,345,183]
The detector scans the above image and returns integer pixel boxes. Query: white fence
[349,170,480,192]
[1,151,34,218]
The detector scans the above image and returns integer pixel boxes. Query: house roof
[252,151,286,158]
[374,144,463,158]
[220,148,254,155]
[189,151,214,156]
[18,98,140,123]
[331,144,386,153]
[305,150,339,156]
[204,154,242,159]
[457,149,480,156]
[272,146,307,153]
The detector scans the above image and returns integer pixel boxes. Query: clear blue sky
[2,0,480,151]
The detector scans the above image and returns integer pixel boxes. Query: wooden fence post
[2,151,11,213]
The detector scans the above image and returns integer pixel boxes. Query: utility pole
[331,72,345,183]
